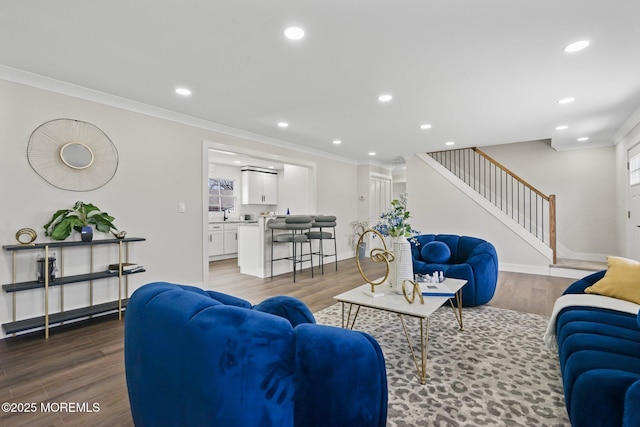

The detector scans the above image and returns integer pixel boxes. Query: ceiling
[2,1,640,165]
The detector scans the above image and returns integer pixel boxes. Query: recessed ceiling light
[284,27,305,40]
[378,94,392,102]
[175,87,191,96]
[577,137,589,142]
[420,124,432,130]
[333,140,342,145]
[556,125,569,130]
[564,40,590,53]
[234,160,241,164]
[277,122,289,128]
[445,141,455,146]
[369,152,376,156]
[558,97,575,104]
[268,166,275,169]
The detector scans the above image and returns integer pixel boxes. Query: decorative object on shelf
[80,225,93,242]
[373,193,420,294]
[27,118,119,192]
[36,254,57,283]
[355,229,394,297]
[15,228,37,245]
[113,230,127,239]
[43,201,118,241]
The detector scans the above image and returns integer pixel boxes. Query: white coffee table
[333,278,467,385]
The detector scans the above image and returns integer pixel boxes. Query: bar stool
[268,216,314,282]
[306,215,337,274]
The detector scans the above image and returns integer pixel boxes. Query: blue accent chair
[124,282,388,427]
[555,271,640,427]
[410,234,498,307]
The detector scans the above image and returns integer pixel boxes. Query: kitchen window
[209,178,236,212]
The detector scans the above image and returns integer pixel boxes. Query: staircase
[427,147,557,264]
[551,258,607,279]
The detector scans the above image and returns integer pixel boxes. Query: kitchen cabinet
[237,223,259,275]
[209,223,239,256]
[209,223,223,256]
[241,168,278,205]
[223,224,238,254]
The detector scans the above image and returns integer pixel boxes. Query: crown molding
[613,103,640,145]
[0,64,359,166]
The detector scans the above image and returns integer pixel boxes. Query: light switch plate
[178,202,186,213]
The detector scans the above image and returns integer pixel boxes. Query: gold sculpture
[15,228,37,245]
[401,279,424,304]
[355,228,425,304]
[355,229,395,293]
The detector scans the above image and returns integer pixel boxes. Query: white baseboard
[499,263,551,276]
[499,262,596,279]
[548,267,596,279]
[556,242,608,263]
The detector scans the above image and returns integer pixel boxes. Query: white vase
[388,236,414,294]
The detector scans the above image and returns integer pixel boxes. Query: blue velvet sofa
[409,234,498,306]
[124,282,388,427]
[554,271,640,427]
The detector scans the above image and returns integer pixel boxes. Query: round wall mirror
[60,142,94,169]
[27,118,119,191]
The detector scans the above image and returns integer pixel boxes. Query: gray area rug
[314,303,570,427]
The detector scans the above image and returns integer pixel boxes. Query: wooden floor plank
[0,257,575,426]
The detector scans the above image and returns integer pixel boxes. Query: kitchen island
[237,215,313,278]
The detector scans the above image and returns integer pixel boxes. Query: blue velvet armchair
[124,282,388,427]
[410,234,498,307]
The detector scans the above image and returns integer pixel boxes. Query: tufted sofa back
[124,282,388,427]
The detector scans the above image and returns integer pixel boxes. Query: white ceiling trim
[0,64,359,166]
[613,103,640,146]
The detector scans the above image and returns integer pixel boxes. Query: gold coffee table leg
[400,314,430,385]
[341,302,361,330]
[448,290,464,331]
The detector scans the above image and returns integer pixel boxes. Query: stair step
[552,258,606,271]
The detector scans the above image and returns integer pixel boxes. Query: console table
[2,237,145,338]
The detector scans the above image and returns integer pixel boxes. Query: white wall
[0,79,359,338]
[279,164,312,215]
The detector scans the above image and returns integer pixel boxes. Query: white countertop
[209,220,258,224]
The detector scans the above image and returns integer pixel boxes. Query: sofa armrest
[253,296,316,327]
[625,379,640,427]
[563,270,606,294]
[293,324,387,427]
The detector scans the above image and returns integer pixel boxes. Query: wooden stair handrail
[429,147,557,264]
[472,148,550,201]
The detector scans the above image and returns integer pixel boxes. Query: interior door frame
[201,140,317,287]
[627,141,640,260]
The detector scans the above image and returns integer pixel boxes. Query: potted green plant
[44,201,117,241]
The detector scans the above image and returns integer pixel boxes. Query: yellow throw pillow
[585,256,640,304]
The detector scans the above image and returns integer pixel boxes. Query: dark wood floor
[0,258,575,426]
